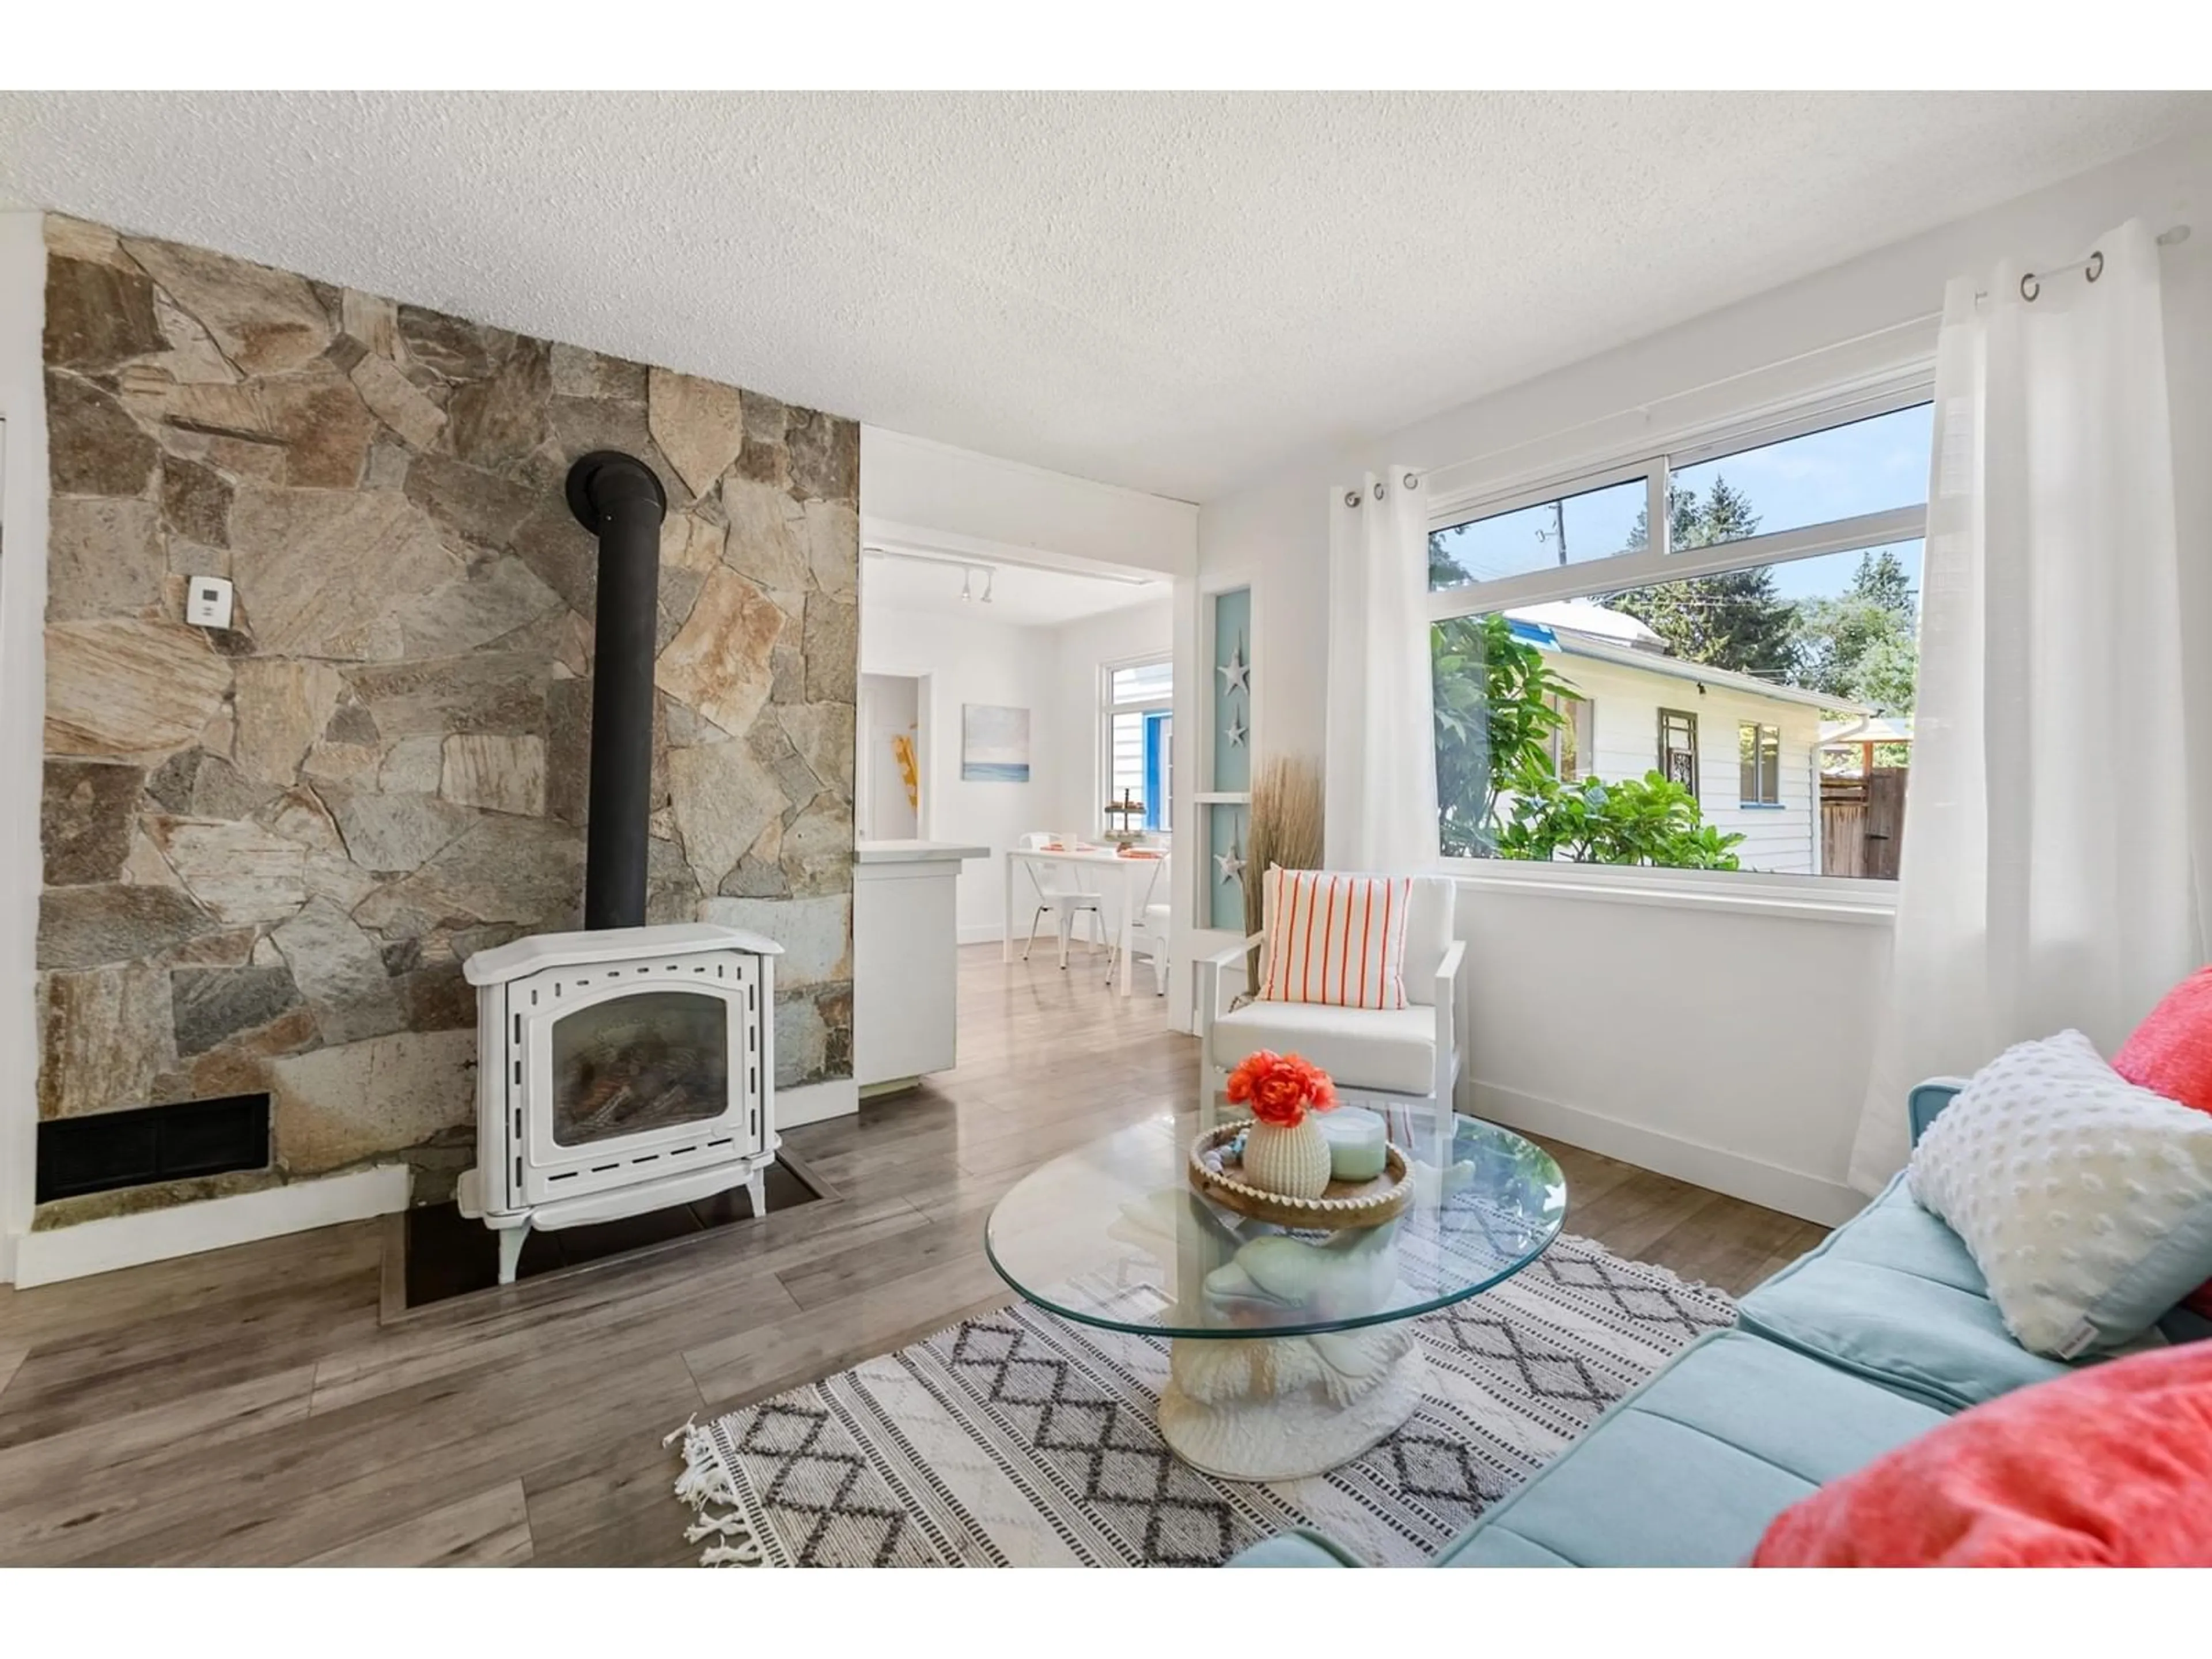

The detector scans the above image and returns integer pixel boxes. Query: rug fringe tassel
[665,1414,768,1567]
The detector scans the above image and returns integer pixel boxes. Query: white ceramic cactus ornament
[1242,1118,1332,1200]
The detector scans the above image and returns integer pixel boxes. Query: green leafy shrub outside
[1430,612,1744,870]
[1495,766,1743,869]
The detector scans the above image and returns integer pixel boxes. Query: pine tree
[1851,547,1914,617]
[1610,477,1798,677]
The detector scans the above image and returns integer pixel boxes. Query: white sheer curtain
[1324,468,1438,872]
[1850,219,2204,1191]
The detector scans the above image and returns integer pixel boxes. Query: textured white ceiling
[861,551,1166,629]
[3,92,2208,500]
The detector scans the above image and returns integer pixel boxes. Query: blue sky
[1434,402,1931,604]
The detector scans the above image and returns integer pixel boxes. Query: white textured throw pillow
[1909,1029,2212,1358]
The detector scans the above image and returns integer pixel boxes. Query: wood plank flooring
[0,942,1830,1565]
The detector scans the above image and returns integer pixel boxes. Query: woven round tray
[1188,1120,1414,1231]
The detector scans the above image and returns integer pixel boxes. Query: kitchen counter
[853,840,989,1096]
[854,839,992,865]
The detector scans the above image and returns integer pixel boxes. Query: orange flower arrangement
[1225,1050,1338,1128]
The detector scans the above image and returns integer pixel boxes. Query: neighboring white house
[1504,601,1870,876]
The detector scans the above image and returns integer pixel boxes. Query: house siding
[1550,656,1825,876]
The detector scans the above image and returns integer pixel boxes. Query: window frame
[1101,652,1174,837]
[1425,372,1933,903]
[1657,708,1700,800]
[1739,722,1782,807]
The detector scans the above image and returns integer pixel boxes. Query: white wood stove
[458,923,782,1284]
[453,450,790,1284]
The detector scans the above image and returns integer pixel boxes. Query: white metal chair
[1132,899,1172,995]
[1197,873,1463,1113]
[1016,832,1106,969]
[1103,858,1173,994]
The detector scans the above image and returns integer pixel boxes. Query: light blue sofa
[1232,1081,2212,1568]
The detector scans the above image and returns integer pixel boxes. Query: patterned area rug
[668,1232,1735,1567]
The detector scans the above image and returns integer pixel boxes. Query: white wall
[862,427,1196,577]
[1462,885,1891,1224]
[858,603,1060,941]
[1196,135,2212,1222]
[0,212,48,1281]
[1046,597,1174,838]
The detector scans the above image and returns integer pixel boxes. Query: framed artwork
[961,704,1031,782]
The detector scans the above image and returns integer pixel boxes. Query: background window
[1109,660,1173,704]
[1739,722,1781,805]
[1105,657,1173,833]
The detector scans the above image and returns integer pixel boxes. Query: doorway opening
[859,672,925,840]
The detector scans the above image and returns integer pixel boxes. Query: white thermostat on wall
[185,575,234,630]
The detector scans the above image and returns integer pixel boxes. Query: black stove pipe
[565,450,668,931]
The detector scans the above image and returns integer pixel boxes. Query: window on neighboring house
[1658,709,1699,797]
[1550,692,1592,782]
[1105,657,1173,833]
[1428,392,1930,880]
[1740,722,1781,805]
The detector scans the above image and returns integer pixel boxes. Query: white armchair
[1196,874,1463,1113]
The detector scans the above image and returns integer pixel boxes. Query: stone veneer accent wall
[34,215,857,1225]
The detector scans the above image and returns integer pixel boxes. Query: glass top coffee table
[986,1109,1567,1480]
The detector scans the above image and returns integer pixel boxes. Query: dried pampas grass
[1244,753,1324,943]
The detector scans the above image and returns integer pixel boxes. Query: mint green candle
[1320,1108,1387,1181]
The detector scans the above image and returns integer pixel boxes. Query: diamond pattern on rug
[1437,1313,1616,1407]
[723,1399,940,1567]
[1381,1423,1506,1515]
[1535,1252,1733,1340]
[678,1230,1737,1567]
[944,1314,1255,1566]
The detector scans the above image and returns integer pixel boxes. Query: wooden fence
[1821,768,1907,880]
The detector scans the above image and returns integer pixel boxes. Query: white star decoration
[1224,713,1247,748]
[1215,840,1247,885]
[1216,641,1250,696]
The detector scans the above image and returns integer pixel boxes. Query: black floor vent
[36,1093,271,1203]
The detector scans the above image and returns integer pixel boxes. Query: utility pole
[1535,499,1570,566]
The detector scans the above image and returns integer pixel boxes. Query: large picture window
[1429,393,1930,881]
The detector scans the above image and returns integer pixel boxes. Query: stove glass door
[548,989,729,1148]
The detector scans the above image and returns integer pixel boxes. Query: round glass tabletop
[984,1108,1567,1341]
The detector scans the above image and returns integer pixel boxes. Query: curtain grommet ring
[2020,272,2041,302]
[1403,471,1419,490]
[1372,482,1385,502]
[1343,490,1361,509]
[2086,250,2105,283]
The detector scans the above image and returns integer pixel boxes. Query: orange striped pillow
[1256,869,1412,1011]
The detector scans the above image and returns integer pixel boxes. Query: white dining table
[1002,846,1168,999]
